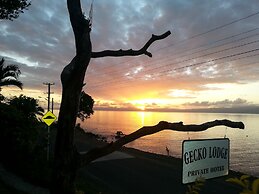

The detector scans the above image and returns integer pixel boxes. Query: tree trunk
[51,0,92,193]
[51,55,91,194]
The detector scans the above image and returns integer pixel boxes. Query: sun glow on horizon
[137,105,146,111]
[128,98,173,111]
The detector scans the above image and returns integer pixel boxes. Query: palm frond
[0,58,23,89]
[0,78,23,89]
[37,106,45,116]
[2,64,21,75]
[2,71,19,79]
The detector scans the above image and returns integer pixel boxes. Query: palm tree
[0,58,23,90]
[9,95,44,120]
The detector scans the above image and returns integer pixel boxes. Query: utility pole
[43,82,55,112]
[43,82,55,161]
[52,98,54,113]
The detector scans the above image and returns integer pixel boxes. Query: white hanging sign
[182,138,229,184]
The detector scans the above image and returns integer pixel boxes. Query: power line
[87,28,259,81]
[165,10,259,47]
[167,27,259,57]
[87,38,259,88]
[166,49,259,72]
[135,38,259,75]
[87,48,259,90]
[163,32,259,64]
[89,10,259,75]
[85,10,259,92]
[88,56,259,92]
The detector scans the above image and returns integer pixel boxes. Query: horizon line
[93,106,259,114]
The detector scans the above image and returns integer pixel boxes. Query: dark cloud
[1,0,259,111]
[183,98,249,108]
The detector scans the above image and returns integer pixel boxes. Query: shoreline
[75,127,254,194]
[75,126,258,177]
[0,127,255,194]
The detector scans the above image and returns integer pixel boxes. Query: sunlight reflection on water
[80,110,259,177]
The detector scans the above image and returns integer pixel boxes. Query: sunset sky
[1,0,259,113]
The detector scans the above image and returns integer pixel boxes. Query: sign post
[182,138,229,184]
[42,82,55,161]
[41,111,57,161]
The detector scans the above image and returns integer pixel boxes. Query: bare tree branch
[79,119,244,167]
[91,31,171,58]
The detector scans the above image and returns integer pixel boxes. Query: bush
[0,101,51,187]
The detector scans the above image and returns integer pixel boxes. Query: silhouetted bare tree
[51,1,245,193]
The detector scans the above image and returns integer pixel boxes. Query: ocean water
[80,110,259,177]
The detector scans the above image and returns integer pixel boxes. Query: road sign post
[47,126,50,161]
[42,82,55,161]
[41,111,57,160]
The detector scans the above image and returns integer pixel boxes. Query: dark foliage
[8,94,44,121]
[77,91,94,121]
[0,102,39,165]
[0,95,51,187]
[0,93,4,102]
[0,0,31,20]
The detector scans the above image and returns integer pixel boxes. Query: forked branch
[79,119,244,167]
[91,31,171,58]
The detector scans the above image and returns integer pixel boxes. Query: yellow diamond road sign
[42,111,57,126]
